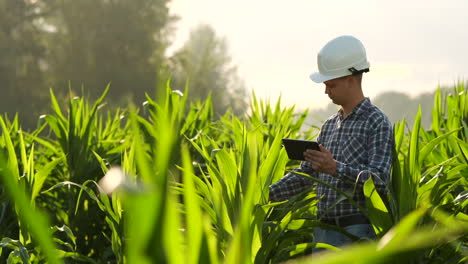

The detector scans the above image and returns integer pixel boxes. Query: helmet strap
[348,67,370,75]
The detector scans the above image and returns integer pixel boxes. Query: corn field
[0,82,467,264]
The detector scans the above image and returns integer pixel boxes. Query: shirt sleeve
[268,162,316,202]
[335,118,394,186]
[269,131,323,202]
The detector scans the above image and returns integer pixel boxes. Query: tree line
[1,0,248,129]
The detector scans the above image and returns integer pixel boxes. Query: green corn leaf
[32,157,63,201]
[419,128,460,164]
[55,250,99,264]
[182,145,203,264]
[394,119,406,154]
[273,242,323,263]
[25,133,62,156]
[257,135,286,202]
[290,215,468,264]
[409,106,421,180]
[295,171,366,214]
[377,208,426,251]
[431,86,442,134]
[418,166,443,202]
[453,136,468,162]
[81,85,109,142]
[49,88,67,124]
[0,238,29,264]
[0,117,19,181]
[215,149,238,201]
[44,115,68,150]
[251,204,268,259]
[0,120,62,264]
[18,130,28,180]
[50,225,77,250]
[398,106,422,217]
[447,164,468,180]
[163,188,184,264]
[364,177,393,237]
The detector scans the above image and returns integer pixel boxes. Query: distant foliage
[306,85,462,129]
[44,0,175,106]
[168,24,249,117]
[0,0,52,128]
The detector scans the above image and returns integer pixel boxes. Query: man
[269,35,394,250]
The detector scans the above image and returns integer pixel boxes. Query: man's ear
[348,75,360,86]
[345,75,354,86]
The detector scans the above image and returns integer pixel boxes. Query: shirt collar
[338,97,371,120]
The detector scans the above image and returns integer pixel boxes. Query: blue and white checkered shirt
[269,98,394,219]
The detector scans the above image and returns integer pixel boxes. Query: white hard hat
[310,35,370,83]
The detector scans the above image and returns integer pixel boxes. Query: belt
[320,215,370,227]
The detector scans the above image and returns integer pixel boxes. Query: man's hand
[304,144,337,175]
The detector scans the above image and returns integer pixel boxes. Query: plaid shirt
[269,98,394,219]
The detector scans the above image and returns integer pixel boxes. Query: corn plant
[0,116,61,263]
[1,81,467,263]
[31,87,128,261]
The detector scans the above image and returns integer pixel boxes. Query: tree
[0,0,56,129]
[169,24,248,116]
[373,91,434,128]
[44,0,176,105]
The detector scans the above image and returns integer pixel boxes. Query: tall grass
[0,82,467,263]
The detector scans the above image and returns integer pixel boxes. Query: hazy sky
[168,0,468,110]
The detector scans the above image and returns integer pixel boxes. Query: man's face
[323,75,353,105]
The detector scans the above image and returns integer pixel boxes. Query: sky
[168,0,468,111]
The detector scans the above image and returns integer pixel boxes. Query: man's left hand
[304,144,337,175]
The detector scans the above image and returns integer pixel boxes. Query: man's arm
[270,131,324,202]
[268,162,316,202]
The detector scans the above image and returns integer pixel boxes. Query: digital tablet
[282,138,320,160]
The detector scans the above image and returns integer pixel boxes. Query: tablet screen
[282,138,320,160]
